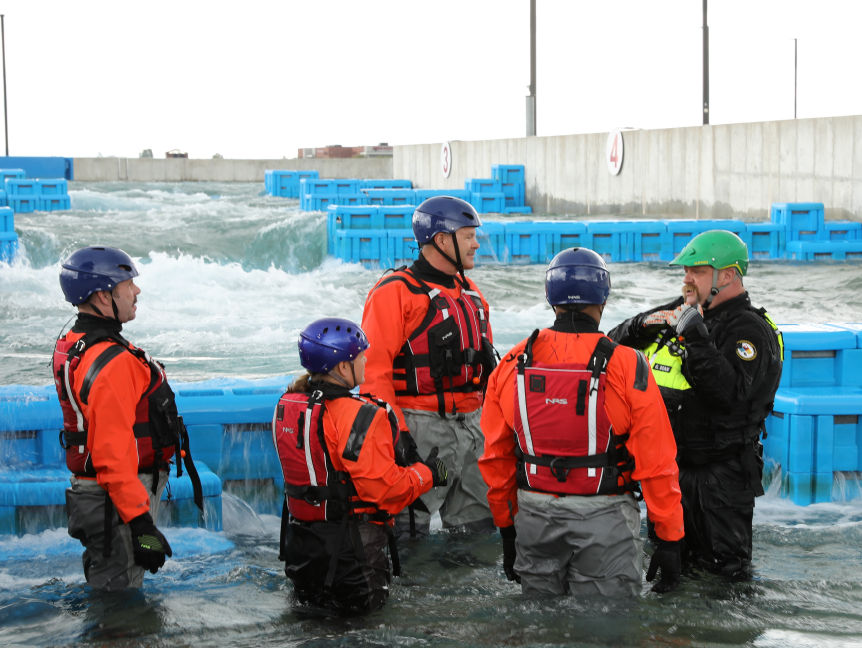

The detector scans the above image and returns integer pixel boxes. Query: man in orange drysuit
[361,196,497,538]
[274,317,448,614]
[54,246,200,590]
[479,247,684,596]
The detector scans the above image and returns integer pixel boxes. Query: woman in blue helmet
[272,317,447,615]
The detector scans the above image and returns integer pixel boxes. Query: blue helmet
[545,247,611,306]
[59,246,139,305]
[412,196,482,245]
[298,317,369,374]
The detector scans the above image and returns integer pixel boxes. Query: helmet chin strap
[704,268,725,309]
[328,361,358,390]
[430,233,467,284]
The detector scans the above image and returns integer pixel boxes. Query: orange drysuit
[361,258,493,430]
[479,326,684,543]
[57,329,158,524]
[320,393,434,517]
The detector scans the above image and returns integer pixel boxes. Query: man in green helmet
[608,229,783,580]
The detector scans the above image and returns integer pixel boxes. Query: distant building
[298,143,392,159]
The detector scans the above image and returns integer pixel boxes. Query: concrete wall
[73,156,393,182]
[72,115,862,221]
[393,115,862,221]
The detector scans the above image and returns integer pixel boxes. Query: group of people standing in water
[52,195,783,614]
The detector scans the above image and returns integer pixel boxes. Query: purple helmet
[298,317,369,374]
[545,247,611,306]
[59,246,139,305]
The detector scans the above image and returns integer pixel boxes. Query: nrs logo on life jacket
[512,332,635,497]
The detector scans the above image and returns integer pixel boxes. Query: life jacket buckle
[548,457,570,483]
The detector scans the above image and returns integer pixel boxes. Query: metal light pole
[526,0,536,136]
[1,15,7,155]
[702,0,709,125]
[794,38,798,119]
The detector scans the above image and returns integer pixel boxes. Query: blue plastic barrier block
[334,229,388,266]
[328,205,383,231]
[783,413,815,473]
[363,189,415,206]
[551,221,589,254]
[0,189,6,207]
[0,231,19,262]
[627,221,668,261]
[5,178,39,196]
[359,179,412,190]
[161,461,222,531]
[186,423,224,473]
[504,221,558,264]
[333,193,367,206]
[38,195,71,212]
[786,240,862,261]
[491,164,525,184]
[779,323,857,388]
[9,197,36,214]
[747,223,783,259]
[773,386,862,416]
[476,221,507,264]
[665,219,747,256]
[837,349,862,386]
[470,192,505,214]
[333,179,360,195]
[0,205,12,232]
[465,178,501,194]
[413,189,453,204]
[387,229,419,267]
[306,193,337,211]
[585,221,630,262]
[771,202,826,244]
[0,168,25,183]
[825,221,861,241]
[764,412,790,469]
[502,206,532,215]
[500,182,525,207]
[379,206,413,229]
[36,179,68,196]
[830,414,861,471]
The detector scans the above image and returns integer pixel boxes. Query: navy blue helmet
[545,247,611,306]
[412,196,481,245]
[59,246,139,305]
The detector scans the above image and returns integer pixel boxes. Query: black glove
[646,539,681,593]
[128,512,173,574]
[668,304,705,338]
[421,447,448,487]
[499,525,520,583]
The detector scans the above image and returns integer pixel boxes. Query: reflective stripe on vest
[512,331,632,496]
[642,331,691,391]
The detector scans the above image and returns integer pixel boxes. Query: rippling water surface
[2,182,862,647]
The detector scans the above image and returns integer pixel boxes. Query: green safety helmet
[670,229,749,276]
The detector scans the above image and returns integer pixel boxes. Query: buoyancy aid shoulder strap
[517,329,542,372]
[588,336,616,378]
[342,400,380,462]
[373,266,428,296]
[752,305,785,362]
[78,344,126,405]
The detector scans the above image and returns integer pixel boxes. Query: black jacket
[608,292,782,465]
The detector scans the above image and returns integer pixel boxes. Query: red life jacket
[272,387,403,523]
[376,267,496,416]
[53,329,179,477]
[512,331,635,497]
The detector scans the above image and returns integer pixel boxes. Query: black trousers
[283,519,391,615]
[678,453,759,579]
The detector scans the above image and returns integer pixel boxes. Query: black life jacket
[512,330,636,497]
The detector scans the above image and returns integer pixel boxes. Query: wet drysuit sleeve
[77,344,153,523]
[360,277,413,431]
[605,346,684,542]
[477,345,524,529]
[325,399,433,516]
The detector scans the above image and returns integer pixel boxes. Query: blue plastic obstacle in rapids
[326,201,862,268]
[764,322,862,505]
[0,375,294,535]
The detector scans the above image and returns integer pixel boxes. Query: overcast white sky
[3,0,862,159]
